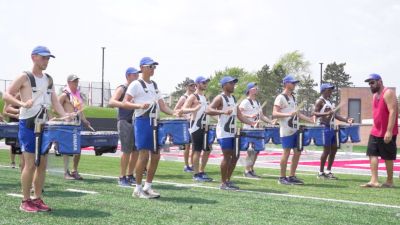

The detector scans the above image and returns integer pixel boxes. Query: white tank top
[216,94,237,139]
[317,96,335,126]
[189,94,208,133]
[19,74,52,119]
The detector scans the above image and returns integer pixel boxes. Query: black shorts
[191,128,210,152]
[367,135,397,160]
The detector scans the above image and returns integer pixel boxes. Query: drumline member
[273,75,314,185]
[123,57,181,199]
[59,74,91,180]
[174,79,196,172]
[363,74,398,188]
[108,67,140,187]
[313,83,353,180]
[3,94,24,170]
[3,46,72,212]
[207,76,256,190]
[181,76,213,182]
[239,82,275,178]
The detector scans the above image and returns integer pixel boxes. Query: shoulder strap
[232,95,236,104]
[118,84,128,101]
[45,73,53,90]
[151,80,159,93]
[194,94,200,101]
[248,99,254,106]
[221,94,229,104]
[281,93,296,103]
[24,71,37,92]
[138,79,159,94]
[63,89,71,100]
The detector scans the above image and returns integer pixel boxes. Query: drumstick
[333,102,345,113]
[88,125,96,132]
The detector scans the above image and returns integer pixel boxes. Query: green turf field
[0,150,399,225]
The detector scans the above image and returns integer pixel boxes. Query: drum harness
[138,79,160,154]
[25,71,53,166]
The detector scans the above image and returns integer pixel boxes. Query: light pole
[319,62,323,86]
[101,47,105,107]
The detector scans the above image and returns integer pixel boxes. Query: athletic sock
[135,184,142,192]
[143,182,152,191]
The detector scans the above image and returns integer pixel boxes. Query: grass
[1,150,400,225]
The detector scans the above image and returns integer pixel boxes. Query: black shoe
[326,172,338,180]
[288,176,304,185]
[278,177,292,185]
[317,172,328,179]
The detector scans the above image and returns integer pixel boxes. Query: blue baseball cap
[31,46,55,58]
[364,73,382,82]
[125,67,140,76]
[140,57,158,66]
[245,82,257,94]
[195,76,210,84]
[283,75,299,84]
[320,83,334,93]
[220,76,238,87]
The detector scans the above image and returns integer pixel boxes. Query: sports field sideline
[1,148,399,225]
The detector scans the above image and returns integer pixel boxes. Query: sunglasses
[368,80,377,85]
[143,65,157,69]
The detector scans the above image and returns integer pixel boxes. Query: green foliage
[256,64,285,115]
[207,67,257,101]
[323,62,353,104]
[273,50,311,77]
[296,74,319,115]
[170,77,193,106]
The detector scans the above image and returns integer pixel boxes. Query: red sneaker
[20,199,39,213]
[32,198,52,212]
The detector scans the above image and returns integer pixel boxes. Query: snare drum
[264,125,281,144]
[338,124,360,143]
[81,131,119,147]
[239,128,265,151]
[302,125,325,146]
[158,118,190,145]
[41,121,81,155]
[0,122,19,138]
[207,124,217,145]
[81,131,119,156]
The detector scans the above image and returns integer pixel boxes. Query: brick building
[339,87,399,146]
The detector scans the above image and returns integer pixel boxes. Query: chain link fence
[0,78,114,107]
[0,78,174,107]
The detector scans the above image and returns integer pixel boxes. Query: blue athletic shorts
[324,127,336,146]
[18,119,35,154]
[217,137,235,151]
[134,117,154,151]
[281,132,298,149]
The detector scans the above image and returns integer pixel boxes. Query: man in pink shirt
[362,74,398,188]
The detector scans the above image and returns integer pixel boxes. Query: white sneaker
[143,188,160,198]
[132,190,152,199]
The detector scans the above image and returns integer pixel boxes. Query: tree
[272,51,316,115]
[170,77,192,106]
[323,62,353,104]
[207,67,257,101]
[296,74,319,116]
[273,50,311,77]
[256,64,285,115]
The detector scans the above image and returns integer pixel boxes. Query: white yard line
[66,189,98,194]
[2,165,400,209]
[6,193,23,198]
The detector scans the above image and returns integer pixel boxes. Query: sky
[0,0,399,94]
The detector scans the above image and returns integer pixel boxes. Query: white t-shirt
[126,79,163,118]
[239,98,260,129]
[274,94,297,137]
